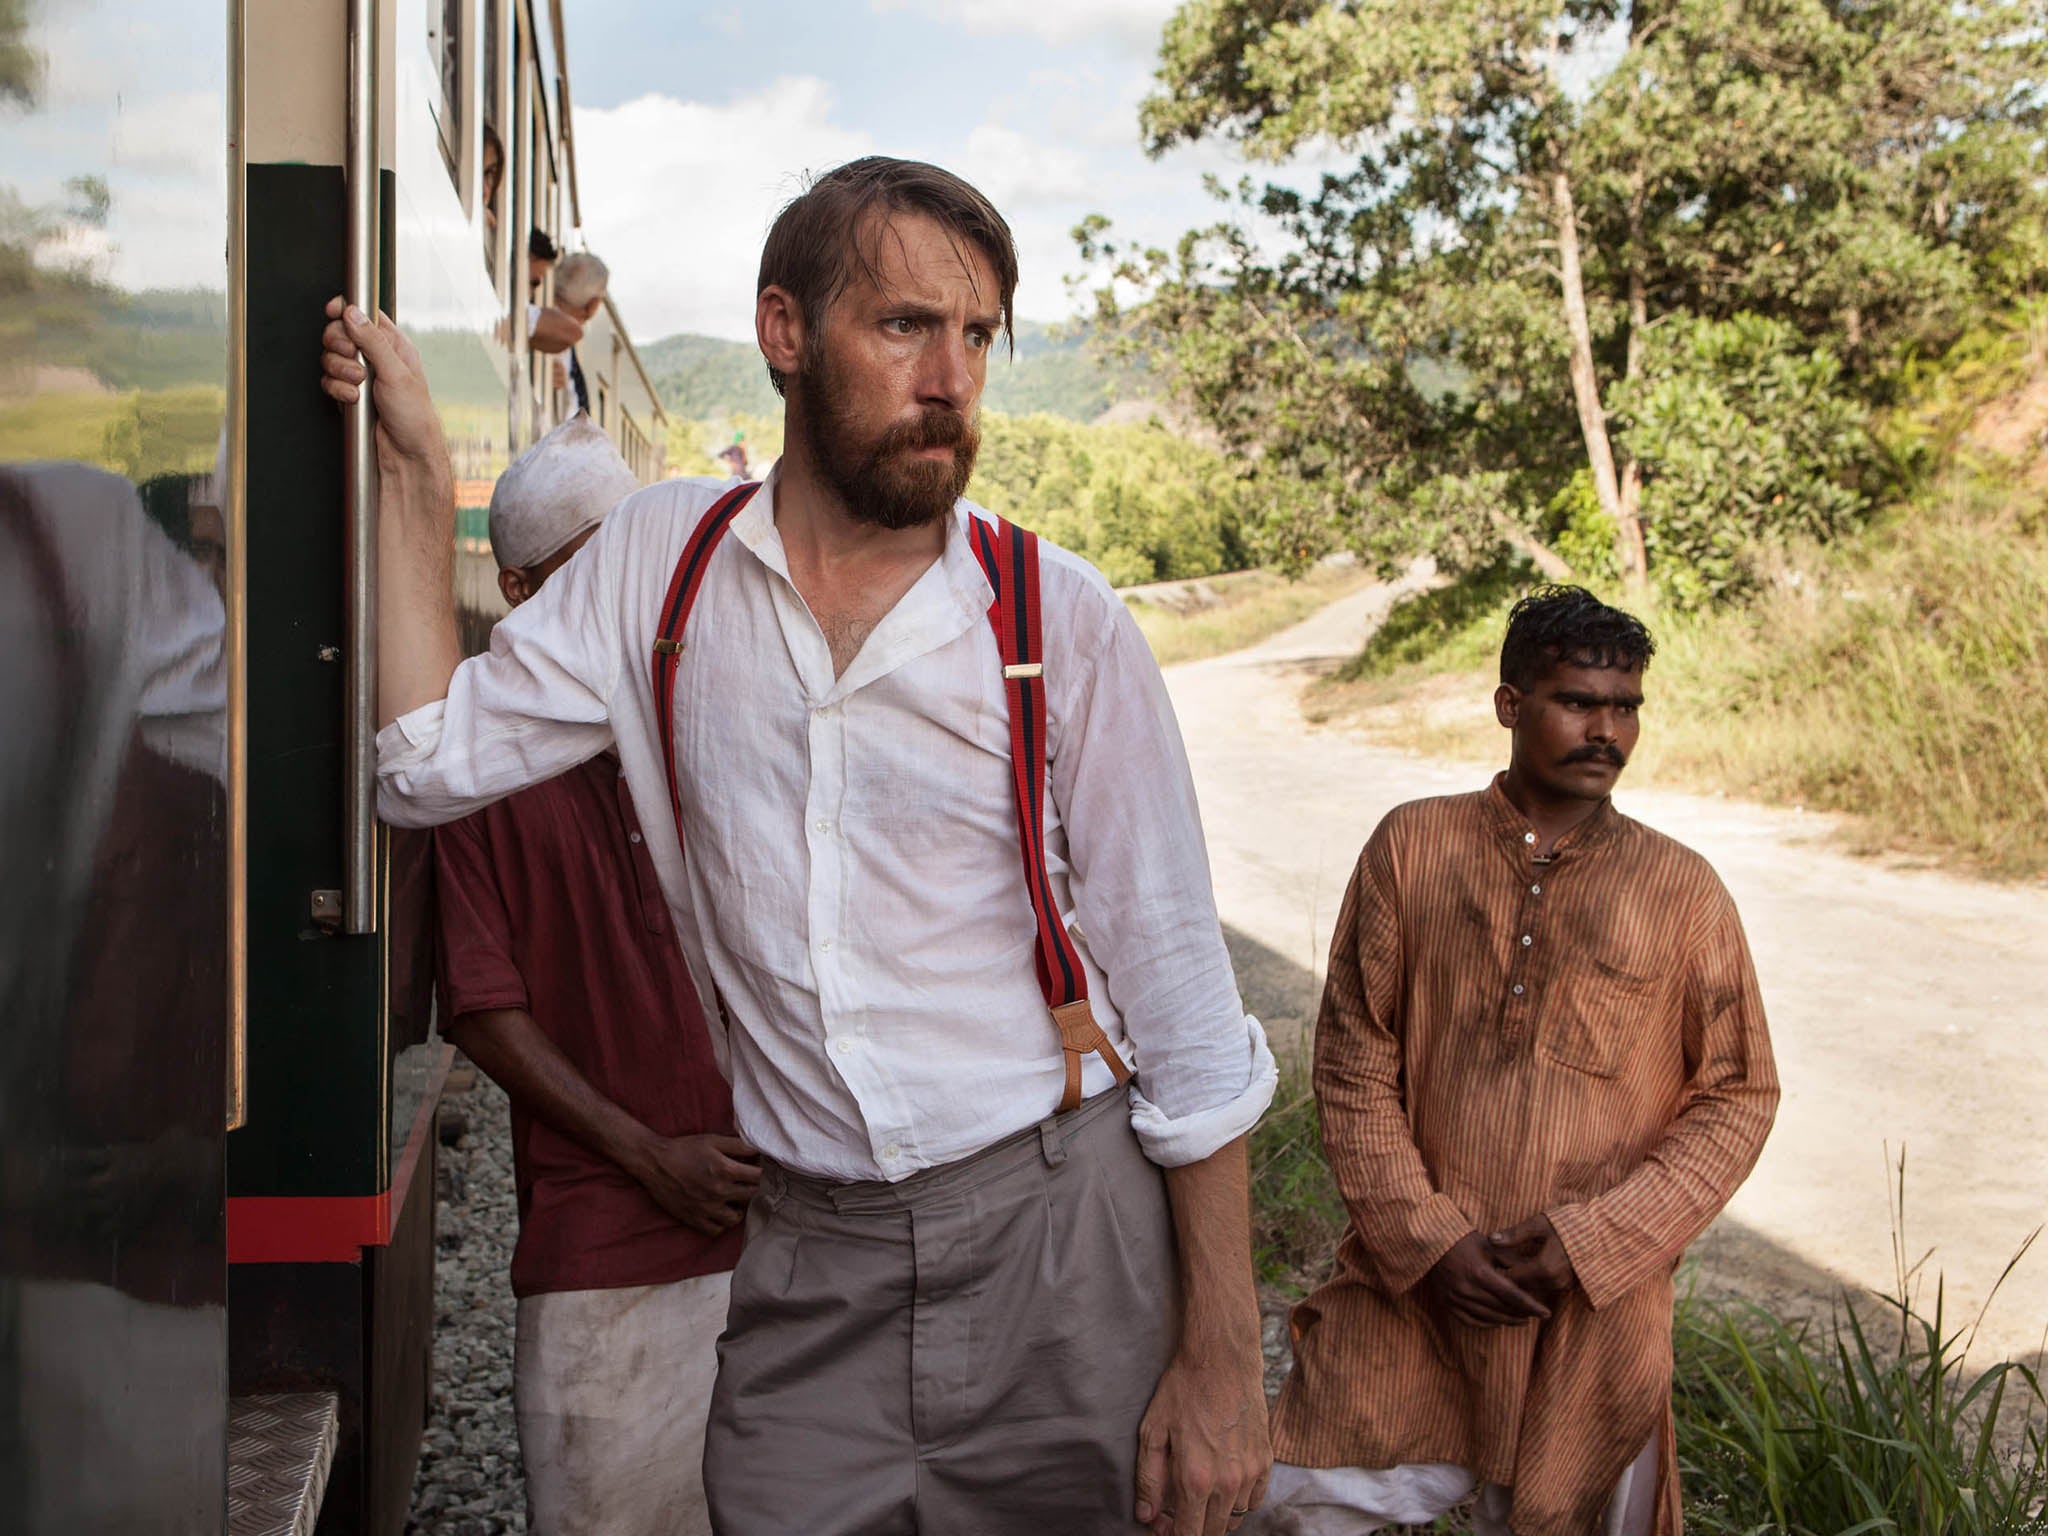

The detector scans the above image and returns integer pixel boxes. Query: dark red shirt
[432,755,741,1296]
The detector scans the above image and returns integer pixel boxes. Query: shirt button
[1530,883,1540,895]
[1513,984,1526,996]
[881,1145,901,1161]
[1521,934,1533,946]
[835,1038,854,1055]
[628,830,643,844]
[818,939,833,953]
[814,819,831,834]
[1523,831,1536,844]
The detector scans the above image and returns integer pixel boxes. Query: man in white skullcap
[432,415,754,1536]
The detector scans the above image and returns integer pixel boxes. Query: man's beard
[797,353,980,531]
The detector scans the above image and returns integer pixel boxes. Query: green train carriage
[0,1,667,1530]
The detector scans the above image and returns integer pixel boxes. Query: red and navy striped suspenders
[650,480,761,858]
[965,515,1134,1114]
[650,492,1132,1115]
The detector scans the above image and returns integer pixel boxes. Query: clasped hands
[1419,1214,1577,1328]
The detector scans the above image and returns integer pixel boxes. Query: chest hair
[816,610,880,676]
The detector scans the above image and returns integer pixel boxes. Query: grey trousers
[704,1089,1180,1535]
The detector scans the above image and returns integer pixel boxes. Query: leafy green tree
[969,413,1247,584]
[1088,0,2044,598]
[1616,313,1873,605]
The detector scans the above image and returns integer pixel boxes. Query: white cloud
[869,0,1179,49]
[958,125,1094,209]
[573,77,872,342]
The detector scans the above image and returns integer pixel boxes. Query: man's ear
[757,284,806,383]
[499,565,533,609]
[1494,682,1521,730]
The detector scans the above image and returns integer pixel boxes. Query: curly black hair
[1499,585,1656,690]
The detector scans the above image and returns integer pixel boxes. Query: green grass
[1675,1160,2048,1534]
[1129,563,1379,669]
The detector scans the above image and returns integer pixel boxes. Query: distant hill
[638,319,1146,424]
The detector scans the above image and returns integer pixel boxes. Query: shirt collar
[725,468,997,700]
[732,467,994,618]
[1485,771,1618,862]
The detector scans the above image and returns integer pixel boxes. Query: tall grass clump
[1675,1162,2048,1534]
[1639,472,2048,876]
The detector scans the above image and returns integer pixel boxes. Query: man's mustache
[1564,744,1627,767]
[877,408,973,456]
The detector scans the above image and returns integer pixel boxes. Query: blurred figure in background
[527,229,580,356]
[432,416,751,1536]
[550,253,609,414]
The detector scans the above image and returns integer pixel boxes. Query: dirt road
[1167,582,2048,1365]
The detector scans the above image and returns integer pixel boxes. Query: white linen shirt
[377,471,1276,1181]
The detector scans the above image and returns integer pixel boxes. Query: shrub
[1618,313,1880,607]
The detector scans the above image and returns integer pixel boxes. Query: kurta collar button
[1521,934,1533,946]
[1523,831,1536,844]
[1530,883,1541,894]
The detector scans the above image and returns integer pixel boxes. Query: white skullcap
[488,414,640,570]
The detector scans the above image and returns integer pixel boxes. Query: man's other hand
[1486,1214,1578,1308]
[632,1132,761,1235]
[1419,1230,1551,1328]
[1134,1346,1270,1536]
[319,297,445,465]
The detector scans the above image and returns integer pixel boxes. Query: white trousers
[513,1271,732,1536]
[1251,1436,1659,1536]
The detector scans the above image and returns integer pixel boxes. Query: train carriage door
[0,0,234,1528]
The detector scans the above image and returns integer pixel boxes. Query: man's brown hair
[757,156,1019,397]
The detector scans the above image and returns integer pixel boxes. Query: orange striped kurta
[1269,777,1779,1535]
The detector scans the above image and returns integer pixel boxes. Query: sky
[565,0,1318,344]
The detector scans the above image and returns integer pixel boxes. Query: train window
[481,2,503,277]
[430,0,463,185]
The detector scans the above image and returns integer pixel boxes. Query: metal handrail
[342,0,380,935]
[226,0,249,1127]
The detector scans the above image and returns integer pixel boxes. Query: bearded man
[321,157,1277,1536]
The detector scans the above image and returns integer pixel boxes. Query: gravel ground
[408,1074,527,1535]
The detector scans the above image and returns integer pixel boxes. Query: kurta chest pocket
[1540,959,1661,1078]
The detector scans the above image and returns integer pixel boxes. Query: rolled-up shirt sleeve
[377,506,628,828]
[1051,577,1277,1168]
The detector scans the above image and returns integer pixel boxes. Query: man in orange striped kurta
[1257,586,1779,1536]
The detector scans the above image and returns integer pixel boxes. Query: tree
[1089,0,2045,598]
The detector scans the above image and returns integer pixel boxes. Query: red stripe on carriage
[227,1192,390,1263]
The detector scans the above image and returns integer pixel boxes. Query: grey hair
[554,251,610,309]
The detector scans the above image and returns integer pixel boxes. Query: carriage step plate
[227,1391,339,1536]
